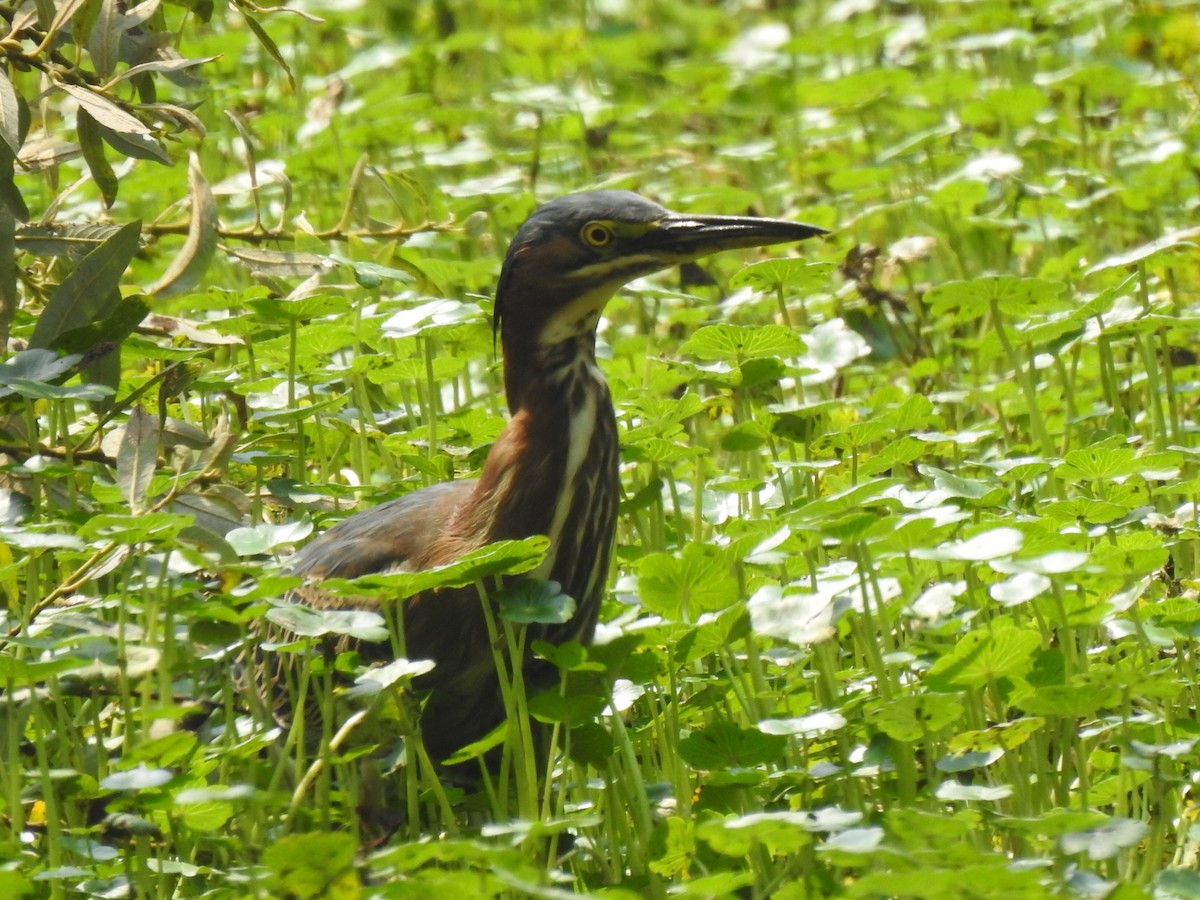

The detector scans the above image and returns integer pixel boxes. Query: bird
[274,190,827,762]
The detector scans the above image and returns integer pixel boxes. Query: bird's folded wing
[287,479,477,582]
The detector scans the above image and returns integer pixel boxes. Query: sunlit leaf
[680,323,805,361]
[926,276,1067,321]
[0,71,23,154]
[1060,818,1150,860]
[636,544,738,621]
[265,604,388,642]
[57,82,150,135]
[149,153,219,297]
[319,537,549,601]
[262,832,360,899]
[117,405,159,514]
[101,765,173,791]
[926,618,1041,689]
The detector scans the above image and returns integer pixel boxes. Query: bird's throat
[482,347,619,642]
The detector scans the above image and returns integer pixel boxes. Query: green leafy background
[1,0,1200,897]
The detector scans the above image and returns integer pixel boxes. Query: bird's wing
[287,479,476,581]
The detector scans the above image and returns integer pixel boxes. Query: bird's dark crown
[509,190,669,248]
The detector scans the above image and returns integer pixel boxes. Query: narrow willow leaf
[77,108,118,208]
[0,173,12,347]
[228,247,330,278]
[30,220,140,349]
[238,7,295,89]
[16,223,124,258]
[51,294,149,357]
[57,82,151,135]
[0,71,22,155]
[97,122,172,164]
[106,55,220,90]
[87,0,122,79]
[144,313,242,348]
[149,153,218,297]
[42,0,90,44]
[16,138,76,173]
[117,404,159,514]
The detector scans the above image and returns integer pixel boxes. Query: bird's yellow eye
[580,221,614,247]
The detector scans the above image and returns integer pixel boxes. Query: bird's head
[494,190,827,348]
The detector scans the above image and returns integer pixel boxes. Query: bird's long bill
[650,212,828,259]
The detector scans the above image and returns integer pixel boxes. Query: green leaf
[247,294,352,322]
[1085,227,1200,276]
[77,512,192,544]
[920,466,1009,507]
[1040,498,1129,524]
[681,323,805,362]
[0,872,33,897]
[354,658,436,689]
[101,765,173,791]
[149,153,219,297]
[496,578,575,624]
[262,832,360,900]
[859,437,923,476]
[319,537,549,601]
[0,71,23,155]
[637,543,738,621]
[1060,817,1150,860]
[265,603,388,642]
[926,276,1067,322]
[227,520,312,556]
[730,259,834,292]
[926,618,1041,690]
[56,81,150,135]
[87,0,123,80]
[0,348,78,394]
[30,220,141,349]
[97,121,172,164]
[871,694,965,742]
[1056,441,1137,482]
[912,526,1023,562]
[117,405,159,514]
[50,294,149,358]
[649,816,695,878]
[526,689,606,724]
[678,721,787,770]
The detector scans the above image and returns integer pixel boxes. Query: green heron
[281,190,826,760]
